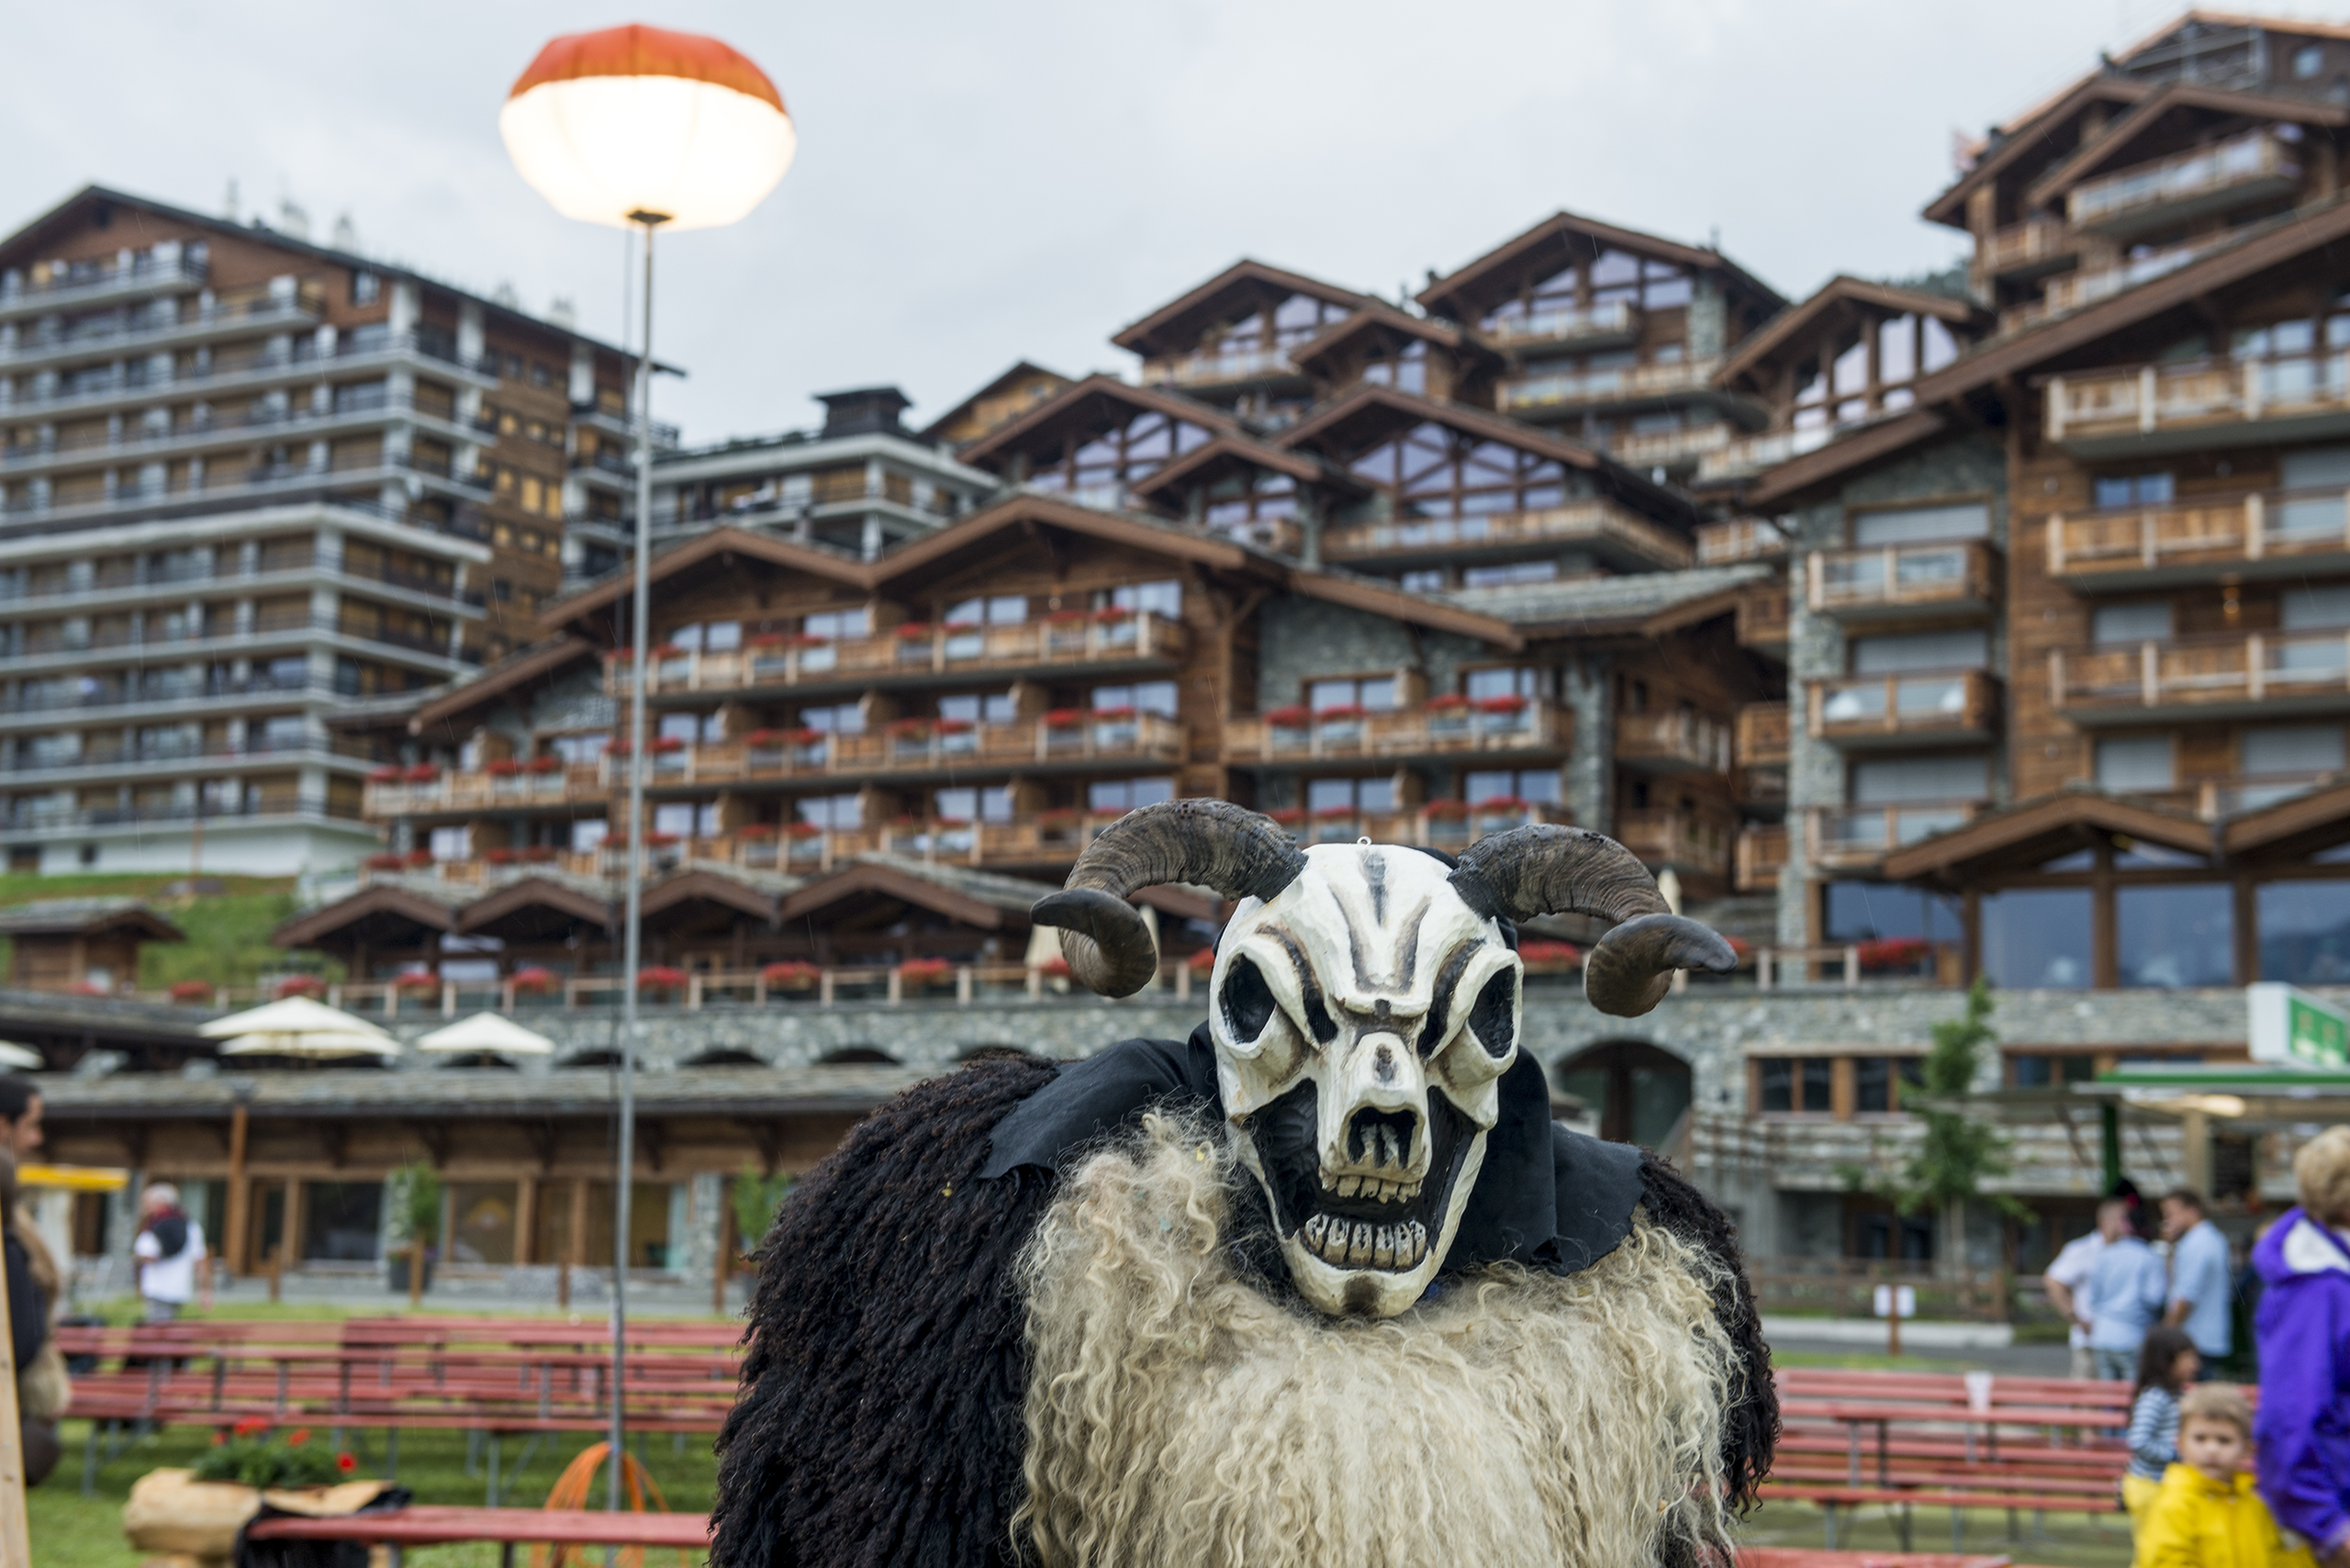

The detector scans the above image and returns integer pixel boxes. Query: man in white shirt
[131,1182,210,1321]
[2043,1222,2108,1382]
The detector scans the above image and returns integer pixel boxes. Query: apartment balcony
[1735,702,1789,812]
[2046,487,2350,588]
[359,849,604,888]
[1320,498,1693,571]
[2004,238,2228,333]
[1695,424,1837,486]
[570,402,679,449]
[2066,128,2300,241]
[1614,805,1737,879]
[1605,420,1734,474]
[1141,346,1299,391]
[1807,668,1999,747]
[0,395,468,480]
[0,454,487,536]
[1695,517,1791,566]
[362,762,607,823]
[2051,629,2350,723]
[0,790,360,837]
[1614,709,1731,775]
[0,285,326,373]
[1975,217,2078,283]
[622,711,1188,792]
[1805,539,2000,622]
[1807,801,1985,869]
[604,610,1189,705]
[0,252,207,323]
[1482,299,1641,353]
[0,328,497,423]
[2043,353,2350,459]
[0,548,479,620]
[1277,800,1572,850]
[6,612,467,682]
[1736,583,1791,655]
[1499,356,1742,420]
[0,739,371,790]
[1223,697,1568,767]
[0,675,341,728]
[1735,823,1787,892]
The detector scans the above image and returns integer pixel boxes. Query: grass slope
[0,872,329,991]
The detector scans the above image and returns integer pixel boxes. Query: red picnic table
[244,1505,711,1567]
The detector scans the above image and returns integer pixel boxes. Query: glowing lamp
[499,23,795,230]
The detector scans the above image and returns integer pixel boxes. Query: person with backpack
[131,1182,209,1321]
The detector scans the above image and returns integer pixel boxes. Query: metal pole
[610,210,663,1515]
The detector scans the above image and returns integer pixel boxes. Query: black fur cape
[711,1047,1777,1568]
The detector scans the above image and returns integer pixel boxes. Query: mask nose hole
[1374,1043,1395,1082]
[1344,1106,1418,1170]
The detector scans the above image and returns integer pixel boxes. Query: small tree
[1868,978,2031,1276]
[730,1164,794,1261]
[388,1161,442,1303]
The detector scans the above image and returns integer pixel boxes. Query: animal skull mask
[1032,800,1737,1318]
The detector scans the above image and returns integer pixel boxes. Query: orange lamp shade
[500,24,795,231]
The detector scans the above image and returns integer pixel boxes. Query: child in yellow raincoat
[2139,1385,2316,1568]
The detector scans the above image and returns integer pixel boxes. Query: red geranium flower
[338,1452,357,1472]
[286,1428,310,1447]
[1264,706,1309,726]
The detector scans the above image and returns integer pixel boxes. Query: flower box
[401,764,440,783]
[886,718,934,737]
[1422,799,1469,819]
[509,967,558,995]
[785,822,824,839]
[1091,606,1135,624]
[485,847,518,864]
[1091,705,1136,722]
[760,960,820,989]
[1425,694,1471,712]
[1268,807,1306,826]
[645,832,679,846]
[651,736,686,753]
[1473,694,1529,715]
[942,620,980,633]
[1043,609,1089,625]
[746,631,791,648]
[1312,804,1359,820]
[1036,807,1080,826]
[1518,939,1583,969]
[363,852,407,870]
[650,643,685,656]
[521,846,558,862]
[274,976,326,1001]
[734,823,779,839]
[1472,795,1532,812]
[898,958,953,985]
[392,971,440,993]
[744,729,786,746]
[783,727,826,745]
[636,966,689,991]
[1856,937,1930,972]
[403,849,435,867]
[1042,709,1084,727]
[487,759,521,777]
[893,622,935,640]
[1315,704,1366,722]
[367,766,401,782]
[527,755,564,773]
[935,717,975,734]
[1264,706,1309,726]
[168,980,216,1004]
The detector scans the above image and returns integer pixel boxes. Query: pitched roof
[1920,74,2155,229]
[1716,276,1986,392]
[537,525,886,633]
[274,882,465,948]
[916,359,1073,443]
[1416,209,1785,320]
[1879,788,2216,883]
[1123,432,1346,502]
[953,373,1242,472]
[0,899,184,941]
[1285,302,1480,375]
[407,636,601,737]
[2022,80,2345,209]
[1110,260,1379,356]
[775,855,1056,927]
[1442,563,1770,638]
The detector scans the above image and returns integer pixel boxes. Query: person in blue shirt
[2084,1196,2172,1380]
[2162,1188,2234,1372]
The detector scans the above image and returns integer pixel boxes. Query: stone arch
[679,1047,767,1068]
[1550,1038,1691,1149]
[815,1046,898,1066]
[956,1044,1039,1065]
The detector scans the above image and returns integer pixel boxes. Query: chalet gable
[2020,80,2344,213]
[1415,209,1783,331]
[1716,276,1986,401]
[1921,74,2155,230]
[1109,259,1376,361]
[919,360,1074,448]
[953,374,1238,488]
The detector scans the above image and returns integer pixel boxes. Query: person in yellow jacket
[2139,1385,2318,1568]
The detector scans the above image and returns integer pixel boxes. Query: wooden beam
[408,1120,452,1170]
[735,1118,784,1177]
[222,1103,250,1279]
[319,1125,349,1170]
[519,1119,558,1173]
[638,1119,666,1175]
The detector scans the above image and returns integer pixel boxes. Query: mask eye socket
[1220,954,1277,1043]
[1467,969,1517,1058]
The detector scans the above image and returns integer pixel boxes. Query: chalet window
[935,786,1012,823]
[2009,1052,2095,1088]
[548,734,606,764]
[1462,561,1559,588]
[654,801,718,838]
[1981,888,2093,989]
[429,825,470,860]
[1346,421,1572,520]
[1850,500,1989,544]
[945,596,1027,625]
[796,794,860,829]
[1093,681,1176,717]
[1088,778,1174,812]
[1400,569,1446,592]
[797,703,864,735]
[2096,734,2176,790]
[1755,1057,1832,1114]
[1362,341,1428,394]
[1031,413,1213,495]
[1105,580,1181,619]
[570,819,608,852]
[703,622,741,651]
[2258,881,2350,982]
[1205,473,1299,525]
[940,691,1015,725]
[803,609,870,640]
[2093,600,2173,644]
[1466,768,1561,805]
[351,270,380,305]
[2118,884,2232,987]
[2244,723,2346,776]
[2283,584,2350,629]
[1850,755,1988,802]
[656,712,713,745]
[1468,666,1541,700]
[1852,1056,1921,1114]
[1823,883,1963,945]
[1307,777,1394,815]
[1850,628,1987,672]
[1308,677,1397,712]
[2093,473,2174,508]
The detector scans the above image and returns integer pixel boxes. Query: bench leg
[80,1422,99,1496]
[386,1427,397,1479]
[2008,1506,2020,1542]
[486,1431,500,1506]
[1822,1502,1838,1550]
[1897,1503,1912,1552]
[500,1547,514,1568]
[1951,1505,1963,1551]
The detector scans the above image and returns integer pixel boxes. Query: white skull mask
[1032,801,1737,1320]
[1211,843,1519,1316]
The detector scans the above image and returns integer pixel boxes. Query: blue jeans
[2094,1347,2136,1381]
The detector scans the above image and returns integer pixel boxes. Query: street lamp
[500,21,794,1513]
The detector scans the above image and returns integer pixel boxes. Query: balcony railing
[604,611,1187,698]
[1142,346,1295,388]
[360,850,604,887]
[1737,583,1790,650]
[363,763,606,821]
[0,791,356,834]
[1481,298,1640,351]
[0,284,327,371]
[1614,806,1736,878]
[616,713,1187,789]
[1806,539,2000,618]
[1278,801,1572,849]
[1975,217,2077,281]
[1807,668,1999,745]
[1694,425,1835,486]
[2046,487,2350,584]
[1614,710,1730,774]
[1736,703,1790,769]
[1735,823,1787,891]
[1695,517,1790,566]
[2051,629,2350,721]
[0,252,207,314]
[1321,499,1693,569]
[2044,353,2350,454]
[2005,238,2229,332]
[1807,801,1984,868]
[1606,421,1733,470]
[2067,128,2300,238]
[1223,699,1567,764]
[1500,355,1724,415]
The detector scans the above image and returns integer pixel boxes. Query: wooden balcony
[1736,583,1790,654]
[1975,217,2076,282]
[603,611,1187,702]
[2043,354,2350,460]
[1225,698,1568,767]
[1614,805,1736,879]
[1281,800,1572,850]
[362,763,605,822]
[1806,539,2000,621]
[358,850,604,887]
[2045,487,2350,589]
[2051,630,2350,723]
[1614,709,1731,775]
[1807,801,1984,869]
[1734,823,1786,892]
[1694,425,1835,486]
[1696,516,1791,566]
[1736,703,1790,769]
[621,712,1188,790]
[1142,345,1298,389]
[1807,668,1999,747]
[1606,421,1733,473]
[2066,128,2299,241]
[1321,500,1691,570]
[1499,357,1740,419]
[1482,298,1639,352]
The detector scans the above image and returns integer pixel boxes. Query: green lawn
[0,872,333,992]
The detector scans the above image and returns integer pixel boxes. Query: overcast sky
[9,1,2346,444]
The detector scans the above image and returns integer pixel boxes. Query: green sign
[2249,983,2350,1069]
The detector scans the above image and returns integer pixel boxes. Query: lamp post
[499,23,794,1513]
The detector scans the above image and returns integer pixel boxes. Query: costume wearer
[2253,1208,2350,1558]
[713,806,1780,1568]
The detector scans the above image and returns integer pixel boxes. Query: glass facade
[2116,883,2232,987]
[2259,880,2350,983]
[1980,888,2094,989]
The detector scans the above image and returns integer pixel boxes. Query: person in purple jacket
[2253,1125,2350,1568]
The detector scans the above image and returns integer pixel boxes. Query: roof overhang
[1718,277,1986,391]
[637,870,782,927]
[407,636,599,736]
[1919,75,2154,229]
[453,877,614,937]
[955,374,1239,472]
[1880,790,2215,884]
[540,528,872,637]
[1110,260,1375,357]
[2023,81,2347,209]
[1417,209,1785,320]
[274,886,460,949]
[774,861,1013,929]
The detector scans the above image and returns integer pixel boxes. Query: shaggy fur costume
[1019,1112,1738,1568]
[711,1056,1775,1568]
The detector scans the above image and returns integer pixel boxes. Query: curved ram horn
[1449,823,1738,1018]
[1030,799,1308,998]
